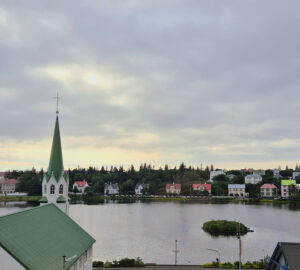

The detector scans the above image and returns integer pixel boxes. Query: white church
[0,110,95,270]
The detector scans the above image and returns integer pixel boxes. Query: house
[166,183,181,195]
[281,180,296,199]
[73,181,89,193]
[0,204,95,270]
[192,183,212,195]
[1,179,20,194]
[273,169,282,179]
[228,184,246,197]
[135,183,148,195]
[209,170,225,182]
[245,174,262,184]
[104,183,119,195]
[260,184,277,198]
[39,115,69,214]
[266,242,300,270]
[292,171,300,179]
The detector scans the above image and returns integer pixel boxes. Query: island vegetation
[202,220,252,236]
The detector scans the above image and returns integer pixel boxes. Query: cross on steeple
[53,93,62,114]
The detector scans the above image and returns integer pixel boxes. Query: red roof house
[73,181,89,193]
[1,179,20,194]
[192,183,212,194]
[260,183,278,198]
[166,183,181,194]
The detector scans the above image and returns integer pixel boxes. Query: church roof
[0,204,95,270]
[46,116,67,183]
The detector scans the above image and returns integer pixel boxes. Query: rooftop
[0,204,95,270]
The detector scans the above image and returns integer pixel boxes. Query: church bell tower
[39,99,69,214]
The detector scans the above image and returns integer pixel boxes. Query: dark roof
[267,242,300,270]
[0,204,95,270]
[281,242,300,269]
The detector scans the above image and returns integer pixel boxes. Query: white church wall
[0,246,26,270]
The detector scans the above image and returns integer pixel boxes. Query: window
[44,185,47,194]
[59,184,63,194]
[50,185,55,194]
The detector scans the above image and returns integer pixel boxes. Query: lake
[1,201,300,264]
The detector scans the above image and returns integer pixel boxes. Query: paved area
[93,265,261,270]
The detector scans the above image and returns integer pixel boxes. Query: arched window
[44,185,47,194]
[50,185,55,194]
[59,184,63,194]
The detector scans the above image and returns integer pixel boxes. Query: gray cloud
[1,0,300,169]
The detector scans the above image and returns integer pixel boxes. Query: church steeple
[39,99,69,214]
[46,116,64,182]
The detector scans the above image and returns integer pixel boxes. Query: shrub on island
[202,220,252,236]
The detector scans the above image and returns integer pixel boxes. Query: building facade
[245,174,262,184]
[166,183,181,194]
[104,183,119,195]
[192,183,212,195]
[292,172,300,179]
[281,180,296,199]
[135,183,148,195]
[209,170,225,182]
[260,184,277,198]
[1,179,20,194]
[228,184,246,197]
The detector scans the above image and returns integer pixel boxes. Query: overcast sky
[0,0,300,171]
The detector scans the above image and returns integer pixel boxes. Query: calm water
[1,201,300,264]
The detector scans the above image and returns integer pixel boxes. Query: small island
[202,220,252,236]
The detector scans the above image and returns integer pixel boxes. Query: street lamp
[207,248,220,265]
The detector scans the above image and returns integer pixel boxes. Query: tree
[120,179,135,195]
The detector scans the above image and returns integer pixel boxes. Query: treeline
[4,164,300,197]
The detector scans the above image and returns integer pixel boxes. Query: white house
[245,174,262,184]
[135,183,148,195]
[73,181,89,193]
[260,184,277,198]
[228,184,246,197]
[104,183,119,195]
[1,179,20,194]
[39,115,69,214]
[292,172,300,179]
[209,170,225,182]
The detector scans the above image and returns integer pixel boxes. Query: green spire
[46,116,64,182]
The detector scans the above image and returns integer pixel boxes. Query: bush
[202,220,251,236]
[118,258,135,267]
[104,261,112,268]
[93,261,104,267]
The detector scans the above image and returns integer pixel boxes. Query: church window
[59,184,63,194]
[44,185,47,194]
[50,185,55,194]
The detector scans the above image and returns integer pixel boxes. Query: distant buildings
[292,172,300,179]
[245,174,262,184]
[135,183,148,195]
[1,179,20,194]
[260,184,277,198]
[192,183,211,195]
[281,180,296,199]
[104,183,119,195]
[73,181,89,193]
[228,184,246,197]
[253,169,265,176]
[209,170,225,182]
[166,183,181,195]
[226,174,236,181]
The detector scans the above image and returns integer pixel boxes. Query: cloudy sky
[0,0,300,171]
